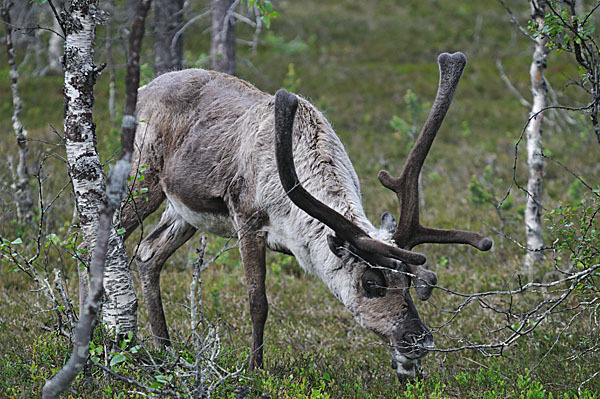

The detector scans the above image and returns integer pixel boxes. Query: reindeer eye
[361,269,387,298]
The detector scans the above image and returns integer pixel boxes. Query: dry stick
[496,58,531,108]
[53,268,77,337]
[42,1,152,397]
[2,0,34,224]
[190,236,208,399]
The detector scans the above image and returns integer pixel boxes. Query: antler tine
[380,53,467,192]
[274,89,426,266]
[414,226,492,251]
[378,53,493,252]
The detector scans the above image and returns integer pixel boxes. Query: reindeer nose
[402,331,435,359]
[422,334,435,350]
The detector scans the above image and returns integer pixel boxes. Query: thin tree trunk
[2,0,34,224]
[42,1,151,397]
[153,0,184,76]
[210,0,236,75]
[523,0,548,276]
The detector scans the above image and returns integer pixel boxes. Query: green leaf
[110,353,126,367]
[116,228,126,235]
[155,374,169,385]
[261,16,271,29]
[11,238,22,245]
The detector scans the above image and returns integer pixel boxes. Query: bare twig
[496,58,531,108]
[496,0,536,41]
[170,11,210,61]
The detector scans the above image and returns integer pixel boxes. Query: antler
[274,89,426,266]
[378,52,493,252]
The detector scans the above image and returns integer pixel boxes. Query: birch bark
[2,0,34,224]
[523,0,548,275]
[60,0,137,338]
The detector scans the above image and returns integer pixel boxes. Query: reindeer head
[274,52,492,381]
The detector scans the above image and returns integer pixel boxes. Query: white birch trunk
[102,231,138,336]
[63,0,104,248]
[62,0,137,339]
[523,0,548,276]
[2,0,34,224]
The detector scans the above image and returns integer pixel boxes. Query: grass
[0,0,599,397]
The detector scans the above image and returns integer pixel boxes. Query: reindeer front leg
[136,203,196,347]
[239,231,268,370]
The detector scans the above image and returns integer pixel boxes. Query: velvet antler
[379,52,493,253]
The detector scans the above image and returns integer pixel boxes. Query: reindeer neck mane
[291,99,373,233]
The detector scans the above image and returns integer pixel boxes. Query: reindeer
[120,52,492,380]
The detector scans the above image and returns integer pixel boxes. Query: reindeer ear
[381,211,397,234]
[413,265,437,301]
[327,234,347,258]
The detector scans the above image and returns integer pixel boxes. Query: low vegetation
[0,0,598,397]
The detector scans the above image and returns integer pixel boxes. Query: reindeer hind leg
[238,231,268,370]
